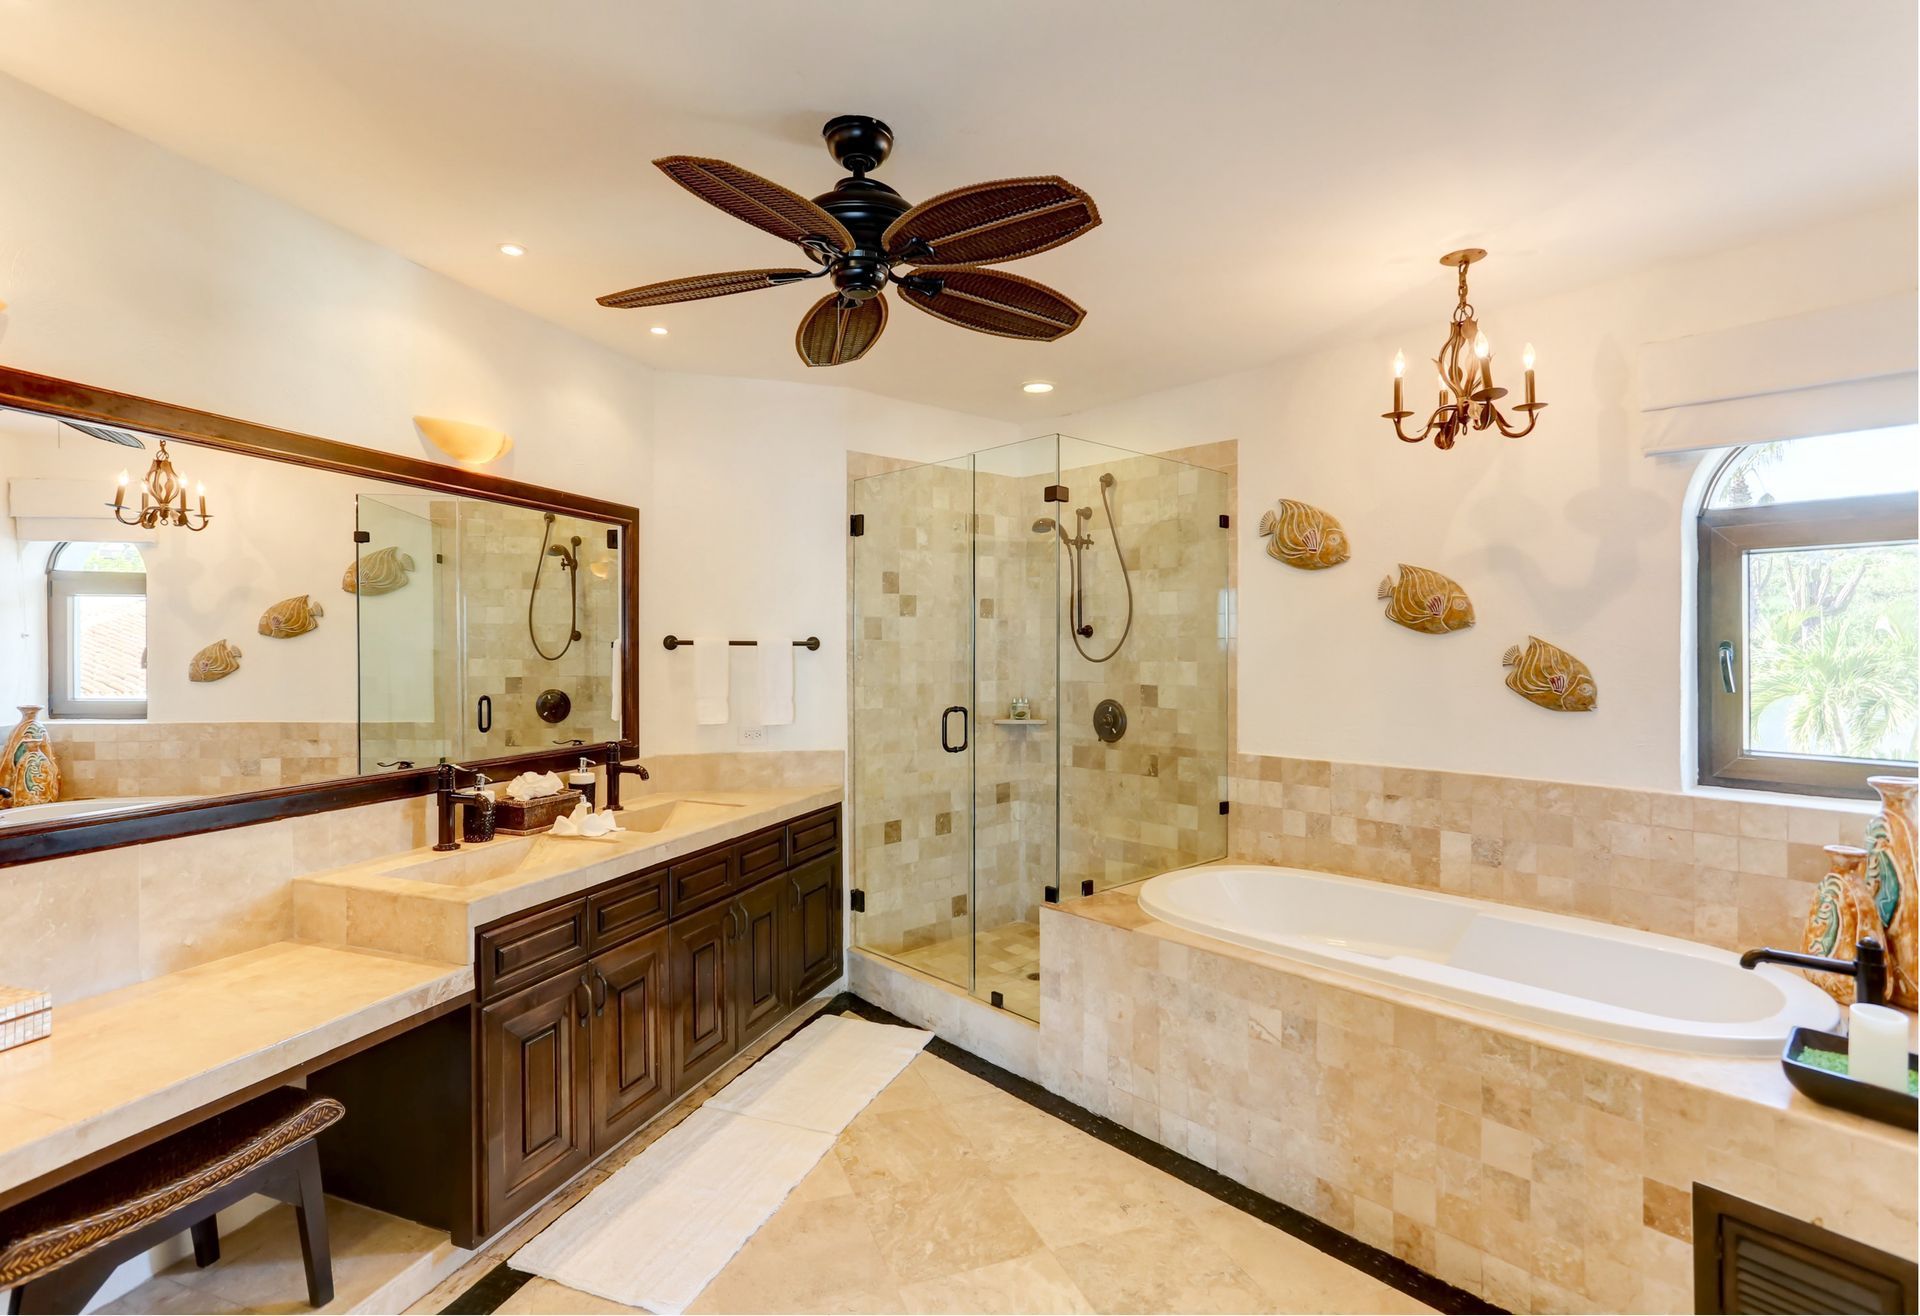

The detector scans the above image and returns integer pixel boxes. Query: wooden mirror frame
[0,364,639,866]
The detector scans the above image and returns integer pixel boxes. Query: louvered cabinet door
[481,969,591,1232]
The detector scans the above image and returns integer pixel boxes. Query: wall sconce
[110,440,210,531]
[415,416,513,465]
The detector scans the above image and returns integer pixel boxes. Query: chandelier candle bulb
[1391,350,1405,413]
[1522,342,1537,406]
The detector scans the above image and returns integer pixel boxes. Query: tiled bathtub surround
[1227,755,1873,952]
[1041,893,1918,1314]
[46,720,356,798]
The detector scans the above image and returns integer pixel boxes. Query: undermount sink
[381,836,542,887]
[616,798,745,834]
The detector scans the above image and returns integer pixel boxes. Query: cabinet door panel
[477,899,589,1002]
[786,807,840,866]
[734,826,787,886]
[587,867,669,950]
[590,927,670,1150]
[668,903,735,1094]
[786,852,843,1004]
[667,848,737,918]
[481,970,591,1232]
[734,880,786,1046]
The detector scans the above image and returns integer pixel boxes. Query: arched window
[47,542,147,720]
[1697,427,1918,796]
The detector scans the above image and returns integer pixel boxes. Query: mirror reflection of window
[47,541,149,720]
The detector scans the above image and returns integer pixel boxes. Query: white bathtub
[0,796,195,829]
[1137,864,1839,1055]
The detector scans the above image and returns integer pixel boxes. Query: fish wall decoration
[258,593,324,638]
[1378,563,1475,633]
[341,546,415,596]
[187,639,243,683]
[1257,499,1350,570]
[1502,635,1597,711]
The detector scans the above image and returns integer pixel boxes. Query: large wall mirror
[0,366,637,862]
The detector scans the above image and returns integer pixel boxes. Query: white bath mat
[511,1014,929,1314]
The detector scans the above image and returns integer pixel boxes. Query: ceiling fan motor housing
[815,120,912,304]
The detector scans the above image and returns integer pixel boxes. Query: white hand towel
[693,638,730,725]
[758,636,795,726]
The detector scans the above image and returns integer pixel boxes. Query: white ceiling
[0,0,1913,420]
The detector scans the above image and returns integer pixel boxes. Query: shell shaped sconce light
[1502,635,1596,711]
[414,416,513,465]
[188,639,243,683]
[1258,499,1349,569]
[1378,564,1474,633]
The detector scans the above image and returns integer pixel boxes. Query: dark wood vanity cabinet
[474,805,840,1237]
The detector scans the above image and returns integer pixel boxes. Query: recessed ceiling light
[497,242,526,257]
[649,326,669,336]
[1022,381,1055,394]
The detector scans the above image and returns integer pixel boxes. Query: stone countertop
[0,941,472,1201]
[292,785,842,963]
[1057,885,1919,1149]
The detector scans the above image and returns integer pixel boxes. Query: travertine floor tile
[1050,1215,1276,1315]
[686,1196,902,1313]
[96,1276,244,1314]
[897,1247,1095,1314]
[1188,1201,1436,1314]
[495,1276,642,1314]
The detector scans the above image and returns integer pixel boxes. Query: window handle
[1718,641,1737,695]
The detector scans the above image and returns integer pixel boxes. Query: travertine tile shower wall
[1058,448,1232,893]
[1225,755,1870,951]
[50,720,356,797]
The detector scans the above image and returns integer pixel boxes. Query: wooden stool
[0,1088,344,1314]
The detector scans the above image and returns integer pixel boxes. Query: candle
[1848,1002,1912,1092]
[196,482,207,519]
[1522,342,1537,406]
[112,470,128,513]
[1391,350,1405,413]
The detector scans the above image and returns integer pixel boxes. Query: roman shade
[1638,291,1918,455]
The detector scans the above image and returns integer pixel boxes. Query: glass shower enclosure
[850,434,1230,1020]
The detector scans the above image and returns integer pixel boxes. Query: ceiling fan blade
[654,156,853,256]
[897,268,1085,341]
[884,177,1099,268]
[795,292,887,367]
[597,268,814,309]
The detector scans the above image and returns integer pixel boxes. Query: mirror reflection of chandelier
[110,440,212,531]
[1384,248,1546,449]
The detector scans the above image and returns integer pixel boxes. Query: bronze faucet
[1740,937,1887,1007]
[433,763,491,851]
[602,742,650,812]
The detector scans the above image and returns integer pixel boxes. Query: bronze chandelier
[1384,249,1544,449]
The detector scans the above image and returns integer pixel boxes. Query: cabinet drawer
[667,847,738,917]
[734,826,786,887]
[587,867,670,950]
[786,807,840,865]
[478,899,589,1003]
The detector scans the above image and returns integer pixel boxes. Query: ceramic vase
[1864,776,1917,1010]
[0,705,60,808]
[1798,845,1882,1004]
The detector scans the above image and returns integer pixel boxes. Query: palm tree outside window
[1697,428,1918,797]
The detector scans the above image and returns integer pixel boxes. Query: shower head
[1099,472,1115,489]
[547,543,579,570]
[1032,518,1056,534]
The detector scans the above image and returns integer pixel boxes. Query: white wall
[1052,202,1919,792]
[0,72,1012,756]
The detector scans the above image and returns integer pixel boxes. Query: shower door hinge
[848,513,865,537]
[1219,514,1230,528]
[1044,884,1060,904]
[1219,800,1230,815]
[606,528,619,549]
[989,990,1005,1009]
[1081,879,1094,897]
[849,888,866,913]
[1043,484,1068,503]
[352,530,371,544]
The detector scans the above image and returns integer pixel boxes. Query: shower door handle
[476,695,493,734]
[941,705,969,754]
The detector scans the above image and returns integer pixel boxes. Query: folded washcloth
[552,799,625,839]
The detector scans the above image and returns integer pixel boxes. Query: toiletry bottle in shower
[570,757,597,811]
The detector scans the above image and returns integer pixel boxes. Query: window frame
[46,542,149,721]
[1696,461,1918,799]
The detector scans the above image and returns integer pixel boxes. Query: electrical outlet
[738,725,767,746]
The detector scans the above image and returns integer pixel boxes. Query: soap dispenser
[569,757,598,811]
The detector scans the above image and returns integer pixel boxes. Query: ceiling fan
[597,115,1100,367]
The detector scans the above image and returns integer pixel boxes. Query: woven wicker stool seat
[0,1087,343,1314]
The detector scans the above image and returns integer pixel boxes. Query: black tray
[1781,1026,1918,1130]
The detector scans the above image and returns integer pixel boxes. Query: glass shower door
[355,492,456,771]
[849,455,976,993]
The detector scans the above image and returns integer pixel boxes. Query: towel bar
[662,635,820,651]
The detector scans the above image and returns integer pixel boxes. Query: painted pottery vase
[1864,775,1917,1010]
[0,705,60,807]
[1799,845,1882,1004]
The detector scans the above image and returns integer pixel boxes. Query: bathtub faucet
[1739,938,1886,1008]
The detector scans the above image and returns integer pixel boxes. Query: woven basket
[494,789,583,835]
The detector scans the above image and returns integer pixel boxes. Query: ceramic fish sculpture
[258,593,324,638]
[1501,635,1596,711]
[187,639,243,683]
[341,546,415,596]
[1378,564,1474,633]
[1257,499,1350,570]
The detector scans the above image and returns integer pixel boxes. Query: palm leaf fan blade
[884,177,1099,267]
[898,268,1085,341]
[795,293,888,367]
[597,268,813,309]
